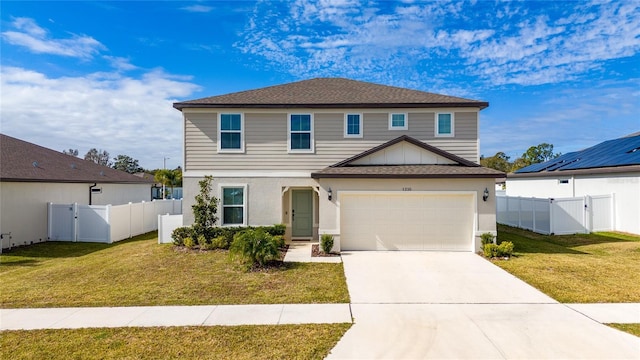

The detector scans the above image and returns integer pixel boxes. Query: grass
[0,324,351,360]
[0,232,350,308]
[493,224,640,303]
[608,324,640,338]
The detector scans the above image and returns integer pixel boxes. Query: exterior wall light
[328,188,333,201]
[483,188,489,202]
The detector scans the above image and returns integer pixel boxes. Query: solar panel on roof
[514,134,640,173]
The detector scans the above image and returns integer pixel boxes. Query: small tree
[192,175,218,228]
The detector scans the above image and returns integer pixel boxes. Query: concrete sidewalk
[1,304,352,330]
[284,243,342,263]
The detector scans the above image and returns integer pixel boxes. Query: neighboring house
[0,134,155,249]
[506,133,640,235]
[173,78,504,252]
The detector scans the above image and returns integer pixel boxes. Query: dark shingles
[0,134,155,184]
[174,78,488,110]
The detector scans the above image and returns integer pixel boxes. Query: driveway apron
[327,251,640,359]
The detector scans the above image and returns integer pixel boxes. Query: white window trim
[287,113,315,153]
[344,113,363,138]
[435,112,455,137]
[219,183,248,226]
[217,113,245,153]
[388,113,408,130]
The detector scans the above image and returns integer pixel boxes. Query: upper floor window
[389,113,408,130]
[288,114,314,152]
[218,113,244,152]
[436,113,454,137]
[344,114,363,138]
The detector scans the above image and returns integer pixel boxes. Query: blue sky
[1,0,639,170]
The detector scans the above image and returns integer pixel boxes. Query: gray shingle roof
[0,134,155,184]
[174,78,488,110]
[311,136,505,179]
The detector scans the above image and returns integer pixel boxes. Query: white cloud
[1,17,105,59]
[0,66,200,169]
[180,5,213,13]
[237,0,640,89]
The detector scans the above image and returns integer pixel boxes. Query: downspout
[89,183,97,205]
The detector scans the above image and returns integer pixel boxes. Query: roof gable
[174,78,488,110]
[515,134,640,174]
[331,135,479,168]
[0,134,155,184]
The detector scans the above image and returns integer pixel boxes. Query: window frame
[217,113,245,153]
[388,113,408,130]
[435,112,455,137]
[219,184,247,226]
[344,113,363,138]
[287,113,314,153]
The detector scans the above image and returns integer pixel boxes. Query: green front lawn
[0,232,350,308]
[494,225,640,303]
[0,324,351,360]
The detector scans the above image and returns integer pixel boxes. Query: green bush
[320,234,334,253]
[483,243,498,258]
[272,235,285,249]
[265,224,286,236]
[497,241,514,257]
[211,236,229,249]
[230,229,279,267]
[480,233,495,249]
[196,234,209,247]
[183,237,196,249]
[171,227,194,246]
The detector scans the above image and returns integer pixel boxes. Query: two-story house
[173,78,504,252]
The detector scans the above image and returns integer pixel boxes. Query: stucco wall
[507,173,639,234]
[0,181,152,249]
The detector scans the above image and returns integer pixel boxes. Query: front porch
[281,186,320,242]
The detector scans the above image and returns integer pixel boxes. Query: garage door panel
[340,192,474,251]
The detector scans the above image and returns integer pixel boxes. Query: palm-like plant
[154,169,182,198]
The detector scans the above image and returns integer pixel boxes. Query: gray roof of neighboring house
[510,133,640,178]
[174,78,489,110]
[0,134,155,184]
[311,136,505,179]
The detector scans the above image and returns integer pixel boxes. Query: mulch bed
[311,244,340,257]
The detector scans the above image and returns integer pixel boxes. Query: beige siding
[183,109,479,171]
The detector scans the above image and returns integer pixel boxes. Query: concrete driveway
[327,252,640,359]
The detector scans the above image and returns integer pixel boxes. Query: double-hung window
[288,114,314,152]
[344,113,363,138]
[221,185,246,226]
[218,113,244,152]
[389,113,408,130]
[436,113,454,137]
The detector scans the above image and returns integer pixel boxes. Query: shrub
[272,235,285,249]
[497,241,514,257]
[183,237,196,249]
[483,243,498,258]
[196,234,209,247]
[480,233,495,249]
[320,234,334,253]
[211,236,229,249]
[171,227,194,246]
[265,224,286,236]
[192,175,218,228]
[230,229,279,267]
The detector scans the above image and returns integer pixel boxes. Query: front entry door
[292,189,313,238]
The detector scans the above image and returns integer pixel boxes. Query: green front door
[292,189,313,238]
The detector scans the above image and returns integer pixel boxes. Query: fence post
[583,196,589,234]
[532,198,537,233]
[73,203,78,242]
[106,205,112,243]
[518,197,522,228]
[549,198,555,235]
[610,193,616,231]
[47,202,52,241]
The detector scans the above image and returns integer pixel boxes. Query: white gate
[497,194,614,235]
[48,203,76,241]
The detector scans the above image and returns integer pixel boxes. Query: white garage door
[340,192,475,251]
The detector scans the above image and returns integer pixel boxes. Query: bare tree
[84,148,111,167]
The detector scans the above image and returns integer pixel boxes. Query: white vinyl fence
[48,199,182,244]
[497,194,614,235]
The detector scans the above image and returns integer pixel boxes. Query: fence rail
[48,199,182,244]
[497,194,613,235]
